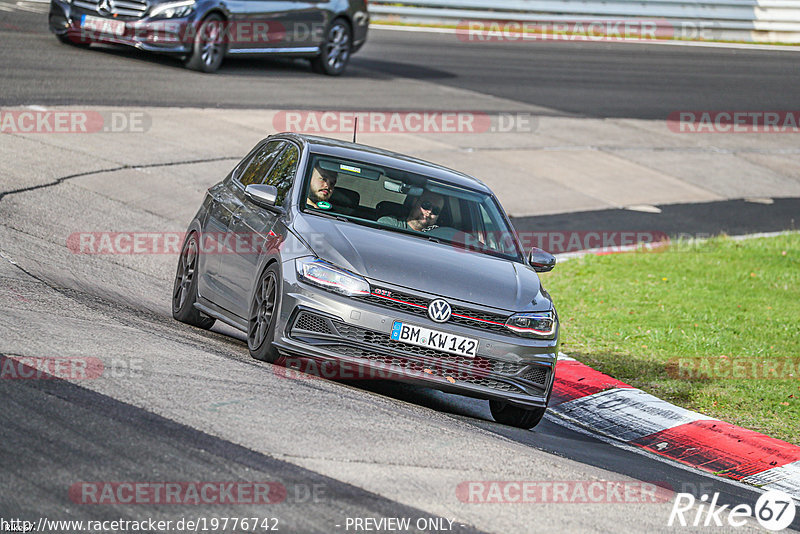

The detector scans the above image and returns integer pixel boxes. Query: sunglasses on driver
[419,200,442,215]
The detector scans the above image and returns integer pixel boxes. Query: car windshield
[301,153,524,262]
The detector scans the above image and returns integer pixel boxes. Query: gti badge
[427,299,452,323]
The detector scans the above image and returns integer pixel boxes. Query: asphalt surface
[512,197,800,238]
[0,6,799,118]
[1,3,799,533]
[0,134,794,533]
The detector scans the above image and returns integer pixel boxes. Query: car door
[197,139,269,304]
[224,0,299,52]
[287,0,328,49]
[197,180,238,303]
[210,139,285,314]
[223,142,300,318]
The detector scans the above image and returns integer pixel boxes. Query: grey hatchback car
[173,133,560,428]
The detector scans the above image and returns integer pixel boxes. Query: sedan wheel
[248,264,282,363]
[172,232,216,329]
[311,19,351,76]
[489,400,546,429]
[185,14,226,73]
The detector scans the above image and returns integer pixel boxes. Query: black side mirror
[244,184,279,210]
[528,247,556,272]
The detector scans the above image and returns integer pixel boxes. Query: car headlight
[149,0,194,18]
[295,258,370,297]
[505,311,556,338]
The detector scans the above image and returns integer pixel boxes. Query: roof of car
[271,133,492,193]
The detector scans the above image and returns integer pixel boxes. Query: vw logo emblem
[427,299,452,323]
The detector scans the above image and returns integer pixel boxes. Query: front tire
[248,263,282,363]
[310,18,351,76]
[489,400,546,429]
[184,14,227,73]
[172,232,216,329]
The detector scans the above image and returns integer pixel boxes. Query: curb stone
[551,353,800,501]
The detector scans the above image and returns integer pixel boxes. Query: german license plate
[390,321,478,358]
[81,15,126,36]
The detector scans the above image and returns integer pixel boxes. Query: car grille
[294,312,333,335]
[73,0,148,18]
[334,345,525,393]
[519,366,548,385]
[290,311,550,393]
[361,286,510,334]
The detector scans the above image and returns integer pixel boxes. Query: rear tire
[248,263,282,363]
[489,400,546,429]
[172,232,216,330]
[184,14,226,73]
[310,18,351,76]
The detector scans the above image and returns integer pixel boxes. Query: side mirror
[528,247,556,272]
[244,184,279,210]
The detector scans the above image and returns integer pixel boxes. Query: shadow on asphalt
[327,372,800,532]
[0,356,485,533]
[75,43,455,80]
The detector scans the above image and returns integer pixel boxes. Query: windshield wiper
[310,210,349,223]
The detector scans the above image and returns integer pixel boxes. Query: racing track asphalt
[0,9,799,119]
[0,143,793,532]
[1,5,799,532]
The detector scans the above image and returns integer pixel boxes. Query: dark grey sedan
[49,0,368,74]
[173,133,560,429]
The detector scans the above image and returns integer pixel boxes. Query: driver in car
[379,190,444,232]
[307,166,338,208]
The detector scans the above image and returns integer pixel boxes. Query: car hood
[293,214,548,311]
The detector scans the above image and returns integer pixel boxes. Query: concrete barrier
[369,0,800,43]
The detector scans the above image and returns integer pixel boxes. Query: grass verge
[541,232,800,445]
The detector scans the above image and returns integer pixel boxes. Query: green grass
[541,233,800,445]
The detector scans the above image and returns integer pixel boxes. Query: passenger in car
[378,190,444,232]
[306,166,338,209]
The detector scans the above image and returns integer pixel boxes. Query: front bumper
[50,0,196,53]
[272,264,558,410]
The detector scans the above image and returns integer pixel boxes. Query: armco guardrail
[369,0,800,43]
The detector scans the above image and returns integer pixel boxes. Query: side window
[237,140,285,187]
[477,202,516,255]
[264,144,299,206]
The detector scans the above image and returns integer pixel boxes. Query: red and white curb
[550,354,800,501]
